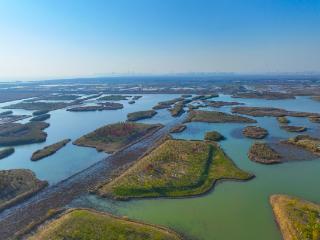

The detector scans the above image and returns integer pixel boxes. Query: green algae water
[69,95,320,240]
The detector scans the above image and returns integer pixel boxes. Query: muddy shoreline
[0,117,184,240]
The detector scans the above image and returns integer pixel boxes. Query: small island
[191,94,219,101]
[309,116,320,123]
[205,100,243,108]
[33,110,49,116]
[242,126,268,139]
[97,139,253,199]
[185,110,256,123]
[277,116,290,124]
[132,95,142,100]
[232,106,320,118]
[31,139,71,161]
[3,101,68,111]
[0,122,49,146]
[283,135,320,156]
[270,194,320,240]
[74,122,162,153]
[28,209,182,240]
[0,169,48,212]
[169,124,187,133]
[153,97,184,110]
[0,147,15,160]
[232,91,295,100]
[127,110,157,121]
[280,125,307,132]
[67,102,123,112]
[0,111,13,116]
[169,101,185,117]
[97,95,130,101]
[30,113,51,122]
[204,131,225,141]
[248,142,282,164]
[128,100,135,104]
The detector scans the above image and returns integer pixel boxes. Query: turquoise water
[69,95,320,240]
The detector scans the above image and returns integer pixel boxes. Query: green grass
[74,122,162,153]
[99,139,253,199]
[270,194,320,240]
[29,209,181,240]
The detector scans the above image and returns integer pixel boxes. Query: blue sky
[0,0,319,80]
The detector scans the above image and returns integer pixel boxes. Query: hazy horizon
[1,0,319,81]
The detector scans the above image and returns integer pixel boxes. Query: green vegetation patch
[248,142,282,164]
[29,209,181,240]
[0,147,14,160]
[204,131,225,141]
[98,139,253,199]
[0,122,49,146]
[0,169,47,212]
[31,139,71,161]
[186,110,256,123]
[127,110,157,121]
[284,135,320,156]
[242,126,268,139]
[270,194,320,240]
[74,122,162,153]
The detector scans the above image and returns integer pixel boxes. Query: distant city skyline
[0,0,319,81]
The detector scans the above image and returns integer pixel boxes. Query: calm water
[1,94,320,239]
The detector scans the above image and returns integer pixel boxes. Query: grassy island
[0,169,47,212]
[30,114,51,122]
[33,110,49,116]
[205,100,243,108]
[185,110,256,123]
[31,139,71,161]
[74,122,162,153]
[0,147,15,160]
[4,101,68,111]
[169,124,187,133]
[127,110,157,121]
[0,122,49,146]
[281,125,307,132]
[248,142,282,164]
[97,139,253,199]
[242,126,268,139]
[204,131,225,141]
[232,106,320,118]
[153,98,184,110]
[232,91,295,100]
[169,102,185,117]
[67,102,123,112]
[29,209,181,240]
[97,95,130,101]
[277,116,290,124]
[284,135,320,156]
[309,116,320,123]
[270,194,320,240]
